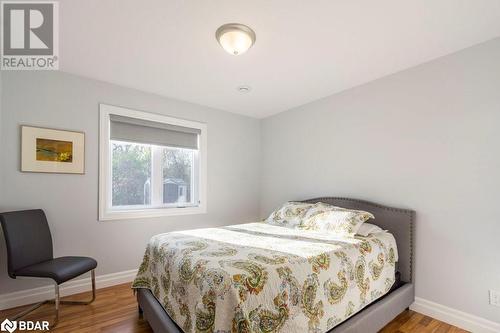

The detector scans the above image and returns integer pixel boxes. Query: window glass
[163,147,195,205]
[111,141,151,206]
[111,142,197,208]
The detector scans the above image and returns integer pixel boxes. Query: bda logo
[1,1,59,70]
[0,319,17,333]
[0,318,49,332]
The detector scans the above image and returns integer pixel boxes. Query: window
[99,104,206,220]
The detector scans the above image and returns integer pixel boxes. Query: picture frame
[21,125,85,174]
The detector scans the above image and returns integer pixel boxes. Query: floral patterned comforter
[132,222,398,333]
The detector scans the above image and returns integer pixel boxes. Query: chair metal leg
[10,301,49,321]
[9,269,96,329]
[48,269,96,305]
[51,284,60,329]
[10,286,59,329]
[61,269,95,305]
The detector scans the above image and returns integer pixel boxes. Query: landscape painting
[36,138,73,162]
[21,126,85,174]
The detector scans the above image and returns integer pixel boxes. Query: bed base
[137,283,414,333]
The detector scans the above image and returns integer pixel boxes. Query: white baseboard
[411,297,500,333]
[0,269,138,311]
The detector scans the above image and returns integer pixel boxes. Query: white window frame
[99,104,207,221]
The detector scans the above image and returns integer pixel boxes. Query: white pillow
[356,223,383,236]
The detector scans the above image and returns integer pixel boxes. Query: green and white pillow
[299,202,374,236]
[265,201,314,228]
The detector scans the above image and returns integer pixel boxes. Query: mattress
[132,222,398,333]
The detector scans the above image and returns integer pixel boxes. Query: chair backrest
[0,209,53,278]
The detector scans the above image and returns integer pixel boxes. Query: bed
[133,197,415,333]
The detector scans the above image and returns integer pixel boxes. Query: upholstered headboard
[300,197,415,283]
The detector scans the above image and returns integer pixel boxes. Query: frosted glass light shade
[216,24,256,56]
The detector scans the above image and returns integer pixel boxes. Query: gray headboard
[300,197,415,283]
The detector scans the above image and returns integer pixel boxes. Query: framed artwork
[21,126,85,174]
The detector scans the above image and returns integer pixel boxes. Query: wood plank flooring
[0,283,468,332]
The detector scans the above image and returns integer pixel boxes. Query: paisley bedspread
[132,222,398,333]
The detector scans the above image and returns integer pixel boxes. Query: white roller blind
[110,114,200,149]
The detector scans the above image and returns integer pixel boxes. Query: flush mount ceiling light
[237,85,252,93]
[216,23,256,56]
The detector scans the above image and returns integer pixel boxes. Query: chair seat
[14,256,97,284]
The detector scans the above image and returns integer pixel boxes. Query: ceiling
[60,0,500,118]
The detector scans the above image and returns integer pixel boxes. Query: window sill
[99,205,206,221]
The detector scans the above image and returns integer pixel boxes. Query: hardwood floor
[0,283,468,333]
[378,310,469,333]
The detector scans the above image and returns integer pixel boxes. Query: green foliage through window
[111,141,195,207]
[112,142,151,206]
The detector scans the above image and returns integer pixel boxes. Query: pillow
[299,202,374,236]
[356,223,383,236]
[265,201,314,228]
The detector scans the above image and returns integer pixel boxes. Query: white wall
[0,71,261,294]
[260,38,500,323]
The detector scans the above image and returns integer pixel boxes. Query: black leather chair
[0,209,97,328]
